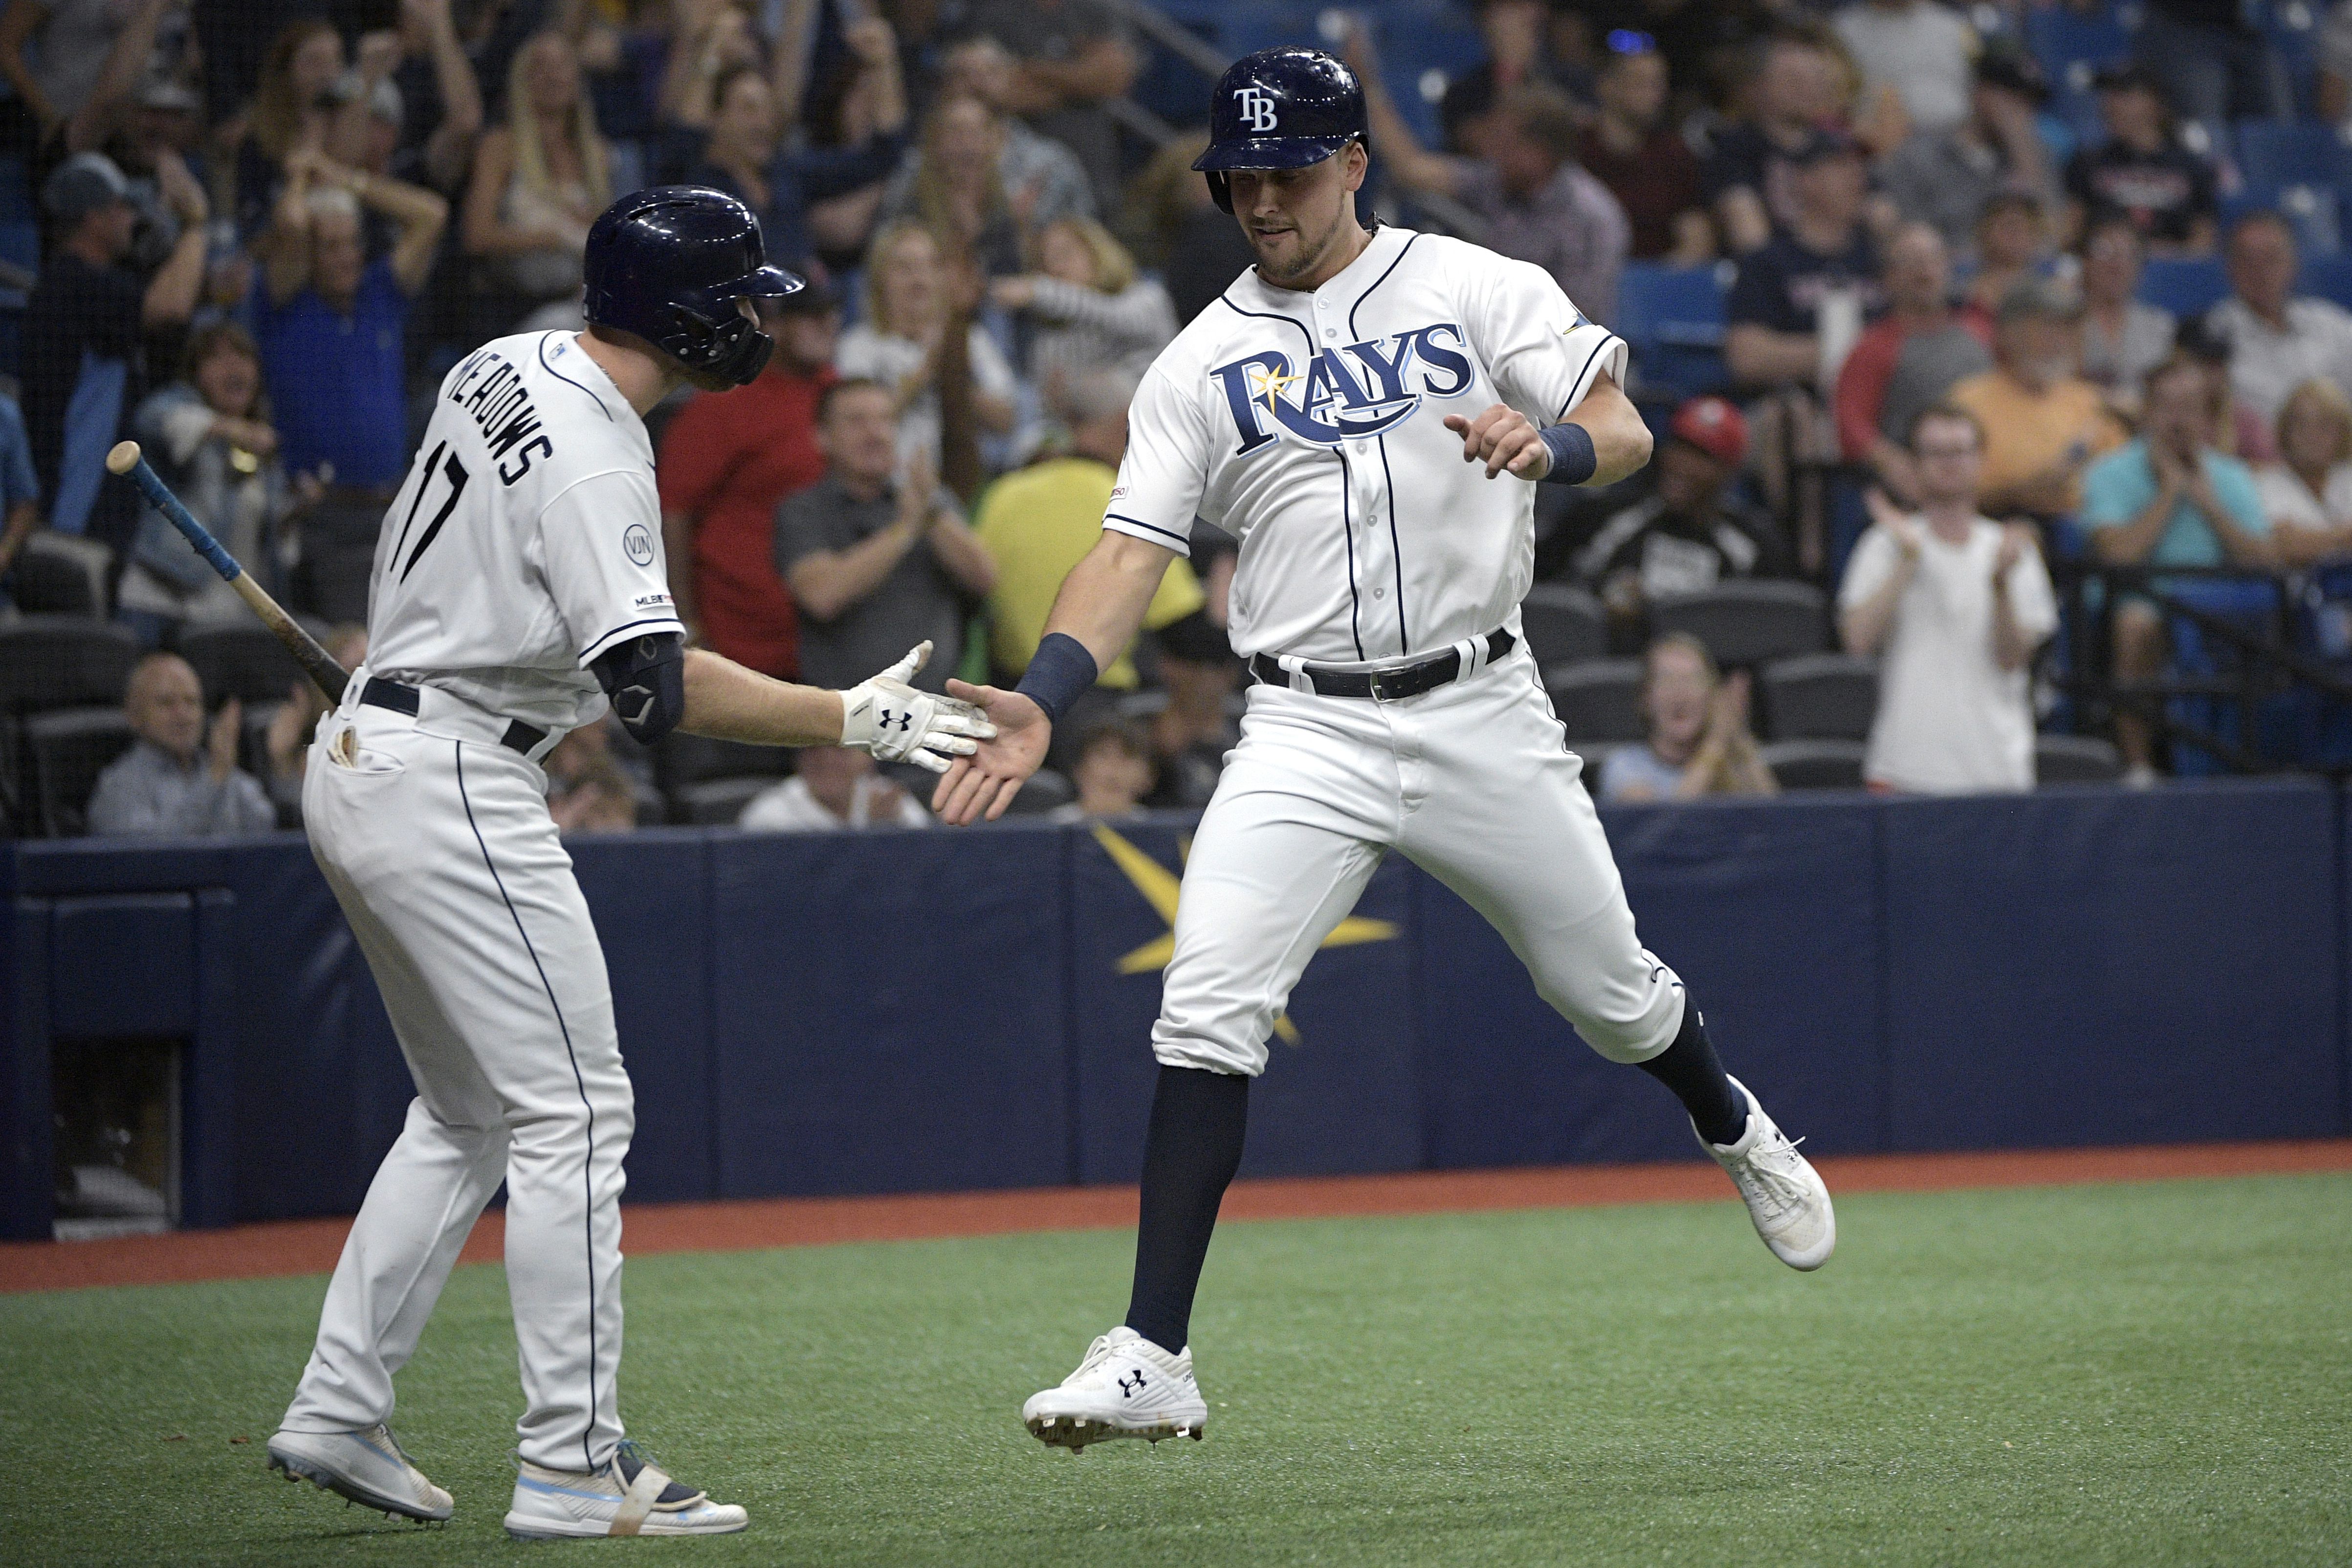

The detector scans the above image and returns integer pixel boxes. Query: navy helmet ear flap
[1206,169,1232,214]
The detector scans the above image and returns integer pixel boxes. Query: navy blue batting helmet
[1193,46,1366,213]
[583,187,802,387]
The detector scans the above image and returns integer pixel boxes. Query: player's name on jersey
[445,344,557,486]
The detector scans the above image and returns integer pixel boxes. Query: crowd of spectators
[9,0,2352,841]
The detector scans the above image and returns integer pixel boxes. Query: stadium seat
[2234,119,2351,190]
[1758,653,1878,742]
[26,707,134,835]
[1758,738,1867,791]
[2035,733,2125,783]
[1542,658,1645,743]
[1003,765,1075,815]
[2265,0,2325,115]
[176,624,310,706]
[1518,583,1608,665]
[2135,256,2231,319]
[2301,253,2352,306]
[0,617,139,713]
[1647,581,1828,667]
[2025,5,2136,93]
[9,532,109,616]
[1613,262,1729,402]
[676,775,779,827]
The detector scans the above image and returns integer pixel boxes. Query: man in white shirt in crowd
[2204,210,2352,451]
[738,744,933,831]
[1839,403,2058,793]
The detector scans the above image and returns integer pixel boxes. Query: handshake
[837,640,997,773]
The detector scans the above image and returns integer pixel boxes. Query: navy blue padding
[709,824,1072,1198]
[1882,779,2343,1148]
[570,832,715,1203]
[49,894,196,1036]
[1416,795,1884,1168]
[1068,817,1422,1184]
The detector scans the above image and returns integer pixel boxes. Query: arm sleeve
[2079,450,2141,530]
[1724,255,1780,328]
[654,396,737,518]
[538,468,686,667]
[2007,542,2060,642]
[1837,527,1896,611]
[1024,278,1179,348]
[1100,364,1210,558]
[1462,252,1628,424]
[1834,327,1899,460]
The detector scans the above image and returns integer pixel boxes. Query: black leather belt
[360,676,549,756]
[1251,629,1515,701]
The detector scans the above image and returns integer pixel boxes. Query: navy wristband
[1537,420,1598,486]
[1015,632,1098,728]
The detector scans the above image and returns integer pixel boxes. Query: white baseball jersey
[1104,224,1625,663]
[364,330,684,730]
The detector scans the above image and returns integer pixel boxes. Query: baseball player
[264,188,990,1537]
[931,48,1836,1449]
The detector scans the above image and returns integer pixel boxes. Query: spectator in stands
[2077,216,2176,419]
[835,220,1019,465]
[369,0,483,195]
[2082,355,2275,782]
[254,150,447,623]
[935,35,1097,223]
[1726,130,1879,394]
[462,32,613,323]
[2134,0,2280,131]
[879,91,1053,277]
[232,19,348,231]
[1577,30,1712,264]
[1839,405,2057,795]
[658,282,840,681]
[960,0,1139,209]
[654,0,761,132]
[87,650,276,836]
[1576,396,1784,641]
[1705,33,1846,254]
[971,366,1206,716]
[2257,379,2352,565]
[550,758,641,835]
[1438,0,1567,154]
[0,389,38,588]
[2205,211,2352,451]
[990,218,1176,406]
[22,149,205,556]
[1351,29,1629,324]
[0,0,187,157]
[1961,192,2055,317]
[260,622,366,823]
[2062,65,2217,256]
[739,744,932,830]
[1831,0,1975,140]
[1877,41,2056,259]
[1142,608,1240,810]
[1835,222,1991,503]
[1049,720,1157,822]
[1597,633,1778,801]
[1947,281,2125,521]
[667,22,908,271]
[118,324,288,645]
[1123,129,1254,329]
[775,378,996,693]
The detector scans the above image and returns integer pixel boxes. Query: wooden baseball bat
[106,439,352,704]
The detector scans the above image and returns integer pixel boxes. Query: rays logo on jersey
[1210,323,1473,455]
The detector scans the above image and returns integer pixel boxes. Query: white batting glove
[839,640,997,773]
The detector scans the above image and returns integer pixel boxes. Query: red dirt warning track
[5,1140,2348,1295]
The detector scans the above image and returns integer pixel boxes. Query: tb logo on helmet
[1233,84,1279,133]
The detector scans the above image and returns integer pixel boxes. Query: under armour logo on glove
[1118,1370,1147,1397]
[838,640,996,773]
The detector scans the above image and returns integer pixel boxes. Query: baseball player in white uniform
[265,189,990,1537]
[930,48,1837,1449]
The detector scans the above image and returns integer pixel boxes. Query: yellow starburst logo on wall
[1091,823,1397,1045]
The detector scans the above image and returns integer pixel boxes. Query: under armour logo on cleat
[1118,1370,1147,1397]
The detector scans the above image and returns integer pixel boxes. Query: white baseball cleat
[503,1439,747,1540]
[267,1425,453,1523]
[1700,1076,1836,1271]
[1023,1326,1208,1451]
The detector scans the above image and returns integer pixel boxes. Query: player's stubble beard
[1247,171,1362,289]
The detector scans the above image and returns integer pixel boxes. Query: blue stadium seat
[2234,120,2352,189]
[2301,253,2352,305]
[2136,256,2231,317]
[2025,5,2137,94]
[2261,0,2325,116]
[2225,182,2340,254]
[1615,262,1729,405]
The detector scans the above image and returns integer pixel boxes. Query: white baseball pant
[1154,643,1686,1076]
[280,685,630,1474]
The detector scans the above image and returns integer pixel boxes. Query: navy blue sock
[1633,1003,1749,1146]
[1124,1064,1249,1354]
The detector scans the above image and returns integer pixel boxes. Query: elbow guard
[591,632,686,744]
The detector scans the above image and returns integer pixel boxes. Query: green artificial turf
[2,1173,2348,1567]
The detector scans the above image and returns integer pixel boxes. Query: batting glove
[839,641,997,773]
